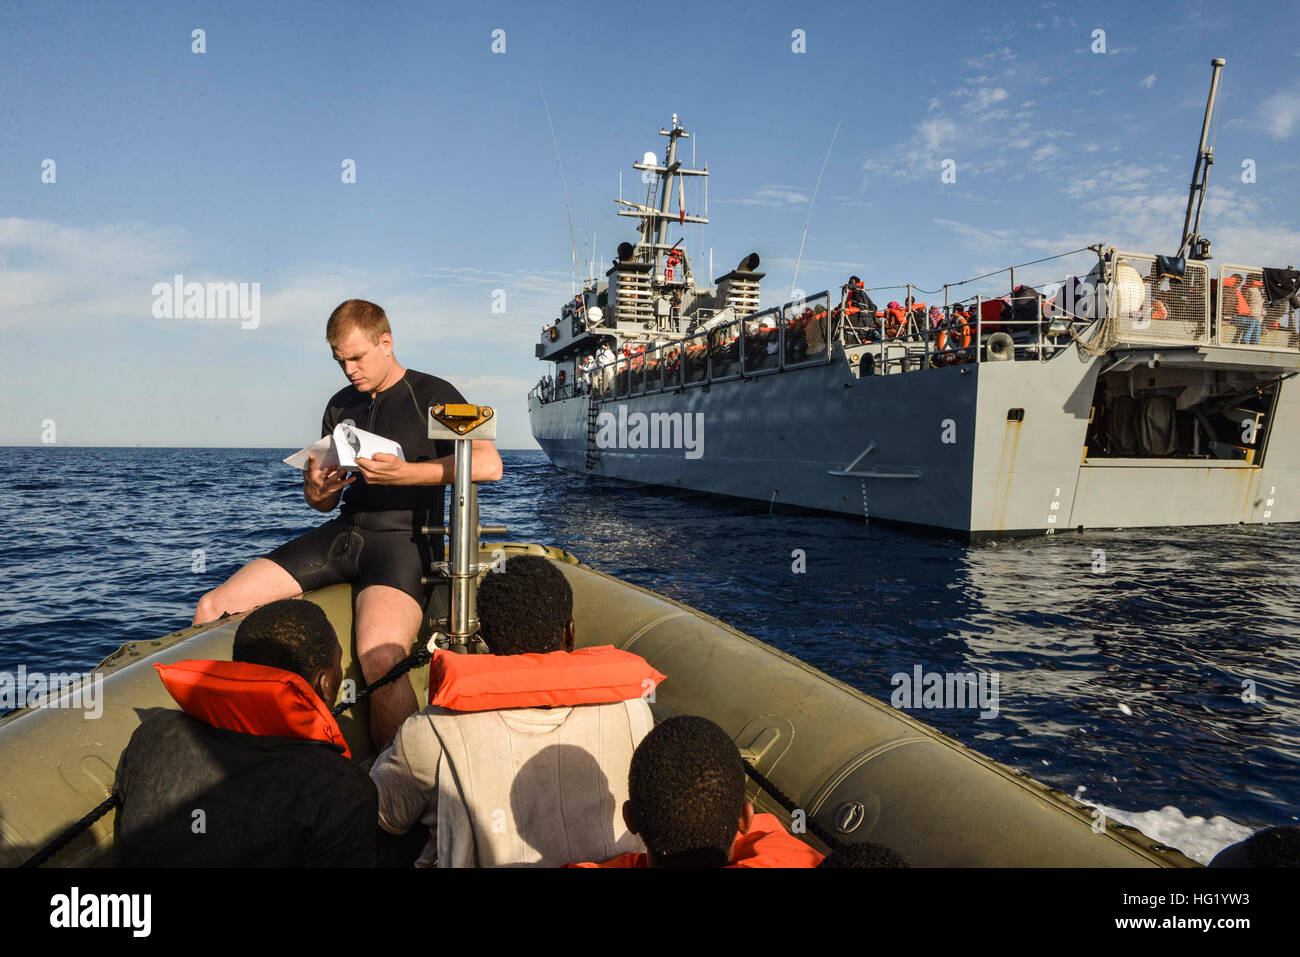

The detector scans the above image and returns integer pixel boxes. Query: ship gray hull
[529,343,1300,539]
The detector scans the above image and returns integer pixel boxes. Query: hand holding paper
[284,423,406,471]
[303,453,355,502]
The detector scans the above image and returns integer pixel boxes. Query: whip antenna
[790,121,841,300]
[540,82,581,295]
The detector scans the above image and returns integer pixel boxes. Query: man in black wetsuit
[193,299,503,748]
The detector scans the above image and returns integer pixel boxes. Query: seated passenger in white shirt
[369,555,659,867]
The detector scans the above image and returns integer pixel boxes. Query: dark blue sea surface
[3,446,1297,856]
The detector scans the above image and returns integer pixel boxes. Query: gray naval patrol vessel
[529,62,1300,539]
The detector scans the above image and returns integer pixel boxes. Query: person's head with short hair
[326,299,397,395]
[1209,826,1300,868]
[476,555,575,656]
[849,275,860,285]
[623,715,751,868]
[232,599,344,707]
[817,841,910,868]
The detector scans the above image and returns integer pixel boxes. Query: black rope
[330,647,430,719]
[20,792,120,868]
[742,759,842,853]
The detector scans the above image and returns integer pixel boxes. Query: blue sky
[2,0,1297,448]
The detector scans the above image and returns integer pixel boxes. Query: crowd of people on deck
[532,276,988,403]
[113,556,902,868]
[533,264,1300,403]
[838,275,981,359]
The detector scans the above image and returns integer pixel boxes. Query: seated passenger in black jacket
[114,599,376,867]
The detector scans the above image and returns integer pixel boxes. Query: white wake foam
[1073,786,1258,864]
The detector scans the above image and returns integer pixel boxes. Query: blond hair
[326,299,391,346]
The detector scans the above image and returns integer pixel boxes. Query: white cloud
[1065,161,1165,199]
[0,218,184,328]
[715,184,810,207]
[1255,88,1300,140]
[932,217,1017,250]
[1139,73,1156,89]
[0,218,570,355]
[973,87,1010,110]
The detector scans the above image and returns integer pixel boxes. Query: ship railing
[839,290,1099,375]
[839,248,1118,373]
[741,307,783,376]
[1105,251,1211,348]
[581,294,837,401]
[706,318,743,382]
[1214,262,1300,352]
[780,292,833,370]
[529,373,598,404]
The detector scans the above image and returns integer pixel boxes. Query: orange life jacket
[427,645,665,712]
[884,306,907,337]
[844,280,865,315]
[565,813,823,868]
[938,314,972,354]
[154,659,351,758]
[1222,275,1250,316]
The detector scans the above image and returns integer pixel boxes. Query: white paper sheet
[284,423,405,471]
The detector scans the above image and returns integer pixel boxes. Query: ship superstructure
[529,70,1300,539]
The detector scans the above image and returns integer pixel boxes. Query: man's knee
[356,639,410,669]
[193,590,225,625]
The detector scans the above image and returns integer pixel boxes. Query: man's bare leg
[355,584,423,750]
[193,558,304,626]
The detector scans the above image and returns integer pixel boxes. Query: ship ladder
[584,394,601,471]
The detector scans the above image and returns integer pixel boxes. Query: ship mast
[1178,58,1226,261]
[620,114,709,284]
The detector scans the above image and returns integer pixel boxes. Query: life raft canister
[427,645,665,712]
[154,659,351,758]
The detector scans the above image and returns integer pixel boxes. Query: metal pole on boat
[906,283,914,348]
[1179,58,1226,259]
[424,404,502,654]
[449,444,475,642]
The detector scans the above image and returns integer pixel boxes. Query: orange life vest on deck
[844,281,864,315]
[565,813,824,868]
[427,645,665,712]
[1222,275,1250,316]
[154,660,351,758]
[937,314,972,356]
[884,305,907,338]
